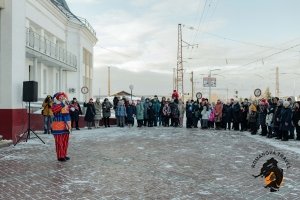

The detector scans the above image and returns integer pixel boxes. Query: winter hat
[278,99,284,105]
[259,99,268,106]
[283,101,290,108]
[53,92,68,101]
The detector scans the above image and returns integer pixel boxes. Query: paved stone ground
[0,126,300,200]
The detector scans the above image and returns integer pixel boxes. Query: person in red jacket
[172,90,179,100]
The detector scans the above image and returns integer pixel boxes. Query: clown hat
[53,92,68,100]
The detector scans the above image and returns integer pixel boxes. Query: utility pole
[173,68,176,90]
[108,66,111,97]
[275,67,279,97]
[177,24,184,100]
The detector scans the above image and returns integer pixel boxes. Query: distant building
[0,0,97,142]
[112,91,135,97]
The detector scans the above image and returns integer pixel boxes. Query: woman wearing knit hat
[51,92,71,162]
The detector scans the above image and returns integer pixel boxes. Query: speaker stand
[14,102,45,146]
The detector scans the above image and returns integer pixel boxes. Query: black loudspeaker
[23,81,38,102]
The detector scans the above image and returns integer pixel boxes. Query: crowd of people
[41,90,300,142]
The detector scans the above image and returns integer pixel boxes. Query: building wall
[0,0,97,142]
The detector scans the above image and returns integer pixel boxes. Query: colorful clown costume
[51,92,71,162]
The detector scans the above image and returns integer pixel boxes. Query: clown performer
[51,92,72,162]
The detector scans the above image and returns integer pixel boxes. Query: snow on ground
[0,126,300,199]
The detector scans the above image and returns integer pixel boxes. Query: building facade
[0,0,97,142]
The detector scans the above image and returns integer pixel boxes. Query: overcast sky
[67,0,300,99]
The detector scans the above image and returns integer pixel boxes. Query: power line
[240,43,300,67]
[191,0,208,44]
[98,45,133,58]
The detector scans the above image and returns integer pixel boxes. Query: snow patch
[198,191,212,195]
[0,155,27,160]
[164,164,173,168]
[245,134,300,155]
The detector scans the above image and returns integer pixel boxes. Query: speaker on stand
[15,81,45,145]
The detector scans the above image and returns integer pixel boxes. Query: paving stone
[0,127,299,199]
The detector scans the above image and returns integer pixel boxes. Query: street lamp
[129,84,134,100]
[208,69,221,102]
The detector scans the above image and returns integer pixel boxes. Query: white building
[0,0,97,141]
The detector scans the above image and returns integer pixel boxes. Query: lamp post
[129,84,134,100]
[208,69,220,102]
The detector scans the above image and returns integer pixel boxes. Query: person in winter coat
[172,90,179,100]
[192,101,200,128]
[208,104,215,129]
[147,102,155,127]
[178,99,185,128]
[159,97,166,126]
[240,99,249,131]
[287,97,295,139]
[201,105,210,129]
[102,98,113,127]
[186,100,193,128]
[222,101,231,130]
[142,97,150,126]
[152,96,161,126]
[279,101,293,141]
[113,96,119,125]
[42,95,54,134]
[94,98,102,128]
[274,99,283,139]
[266,101,275,138]
[84,98,96,129]
[248,102,258,135]
[214,99,223,130]
[116,100,126,127]
[69,97,82,130]
[258,99,268,136]
[232,100,241,130]
[292,101,300,140]
[136,100,144,127]
[126,100,136,127]
[170,100,180,127]
[163,101,171,127]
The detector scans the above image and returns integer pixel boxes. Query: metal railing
[74,15,97,37]
[50,0,97,37]
[26,28,77,69]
